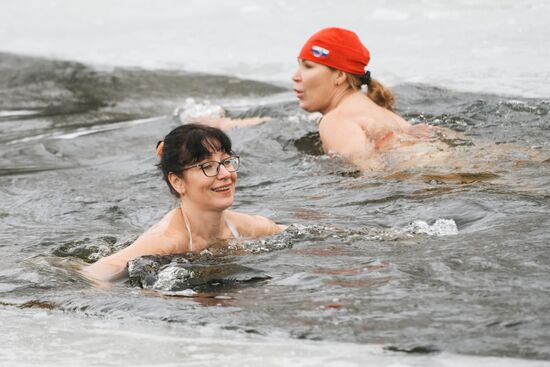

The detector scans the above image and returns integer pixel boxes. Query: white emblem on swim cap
[311,45,329,58]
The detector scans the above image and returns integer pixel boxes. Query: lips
[294,89,303,99]
[211,184,232,192]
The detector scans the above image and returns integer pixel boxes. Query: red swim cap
[298,27,370,75]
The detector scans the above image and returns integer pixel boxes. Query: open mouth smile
[211,184,232,192]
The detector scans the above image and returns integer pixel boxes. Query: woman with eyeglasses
[82,124,285,282]
[293,27,436,170]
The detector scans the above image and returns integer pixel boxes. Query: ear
[334,70,347,86]
[168,172,186,196]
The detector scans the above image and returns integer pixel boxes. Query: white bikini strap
[225,219,240,239]
[181,208,193,252]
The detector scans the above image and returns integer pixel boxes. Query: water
[1,0,550,97]
[1,1,550,366]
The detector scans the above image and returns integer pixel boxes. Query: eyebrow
[198,154,232,164]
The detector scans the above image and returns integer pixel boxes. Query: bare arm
[228,211,286,238]
[190,116,272,131]
[80,230,183,283]
[319,117,382,170]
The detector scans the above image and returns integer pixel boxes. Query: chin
[213,196,234,210]
[299,102,317,113]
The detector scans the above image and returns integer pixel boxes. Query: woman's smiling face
[181,151,237,211]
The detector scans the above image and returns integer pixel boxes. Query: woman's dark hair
[157,124,233,197]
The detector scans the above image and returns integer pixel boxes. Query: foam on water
[404,219,459,236]
[174,98,226,123]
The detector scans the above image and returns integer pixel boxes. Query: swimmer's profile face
[292,59,338,114]
[181,151,237,211]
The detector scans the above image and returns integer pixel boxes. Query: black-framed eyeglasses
[182,155,240,177]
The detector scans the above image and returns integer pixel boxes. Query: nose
[292,68,301,82]
[216,163,232,179]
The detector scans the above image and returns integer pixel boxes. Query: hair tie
[360,70,371,85]
[156,140,164,159]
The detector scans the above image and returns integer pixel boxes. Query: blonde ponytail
[345,73,396,111]
[366,79,395,111]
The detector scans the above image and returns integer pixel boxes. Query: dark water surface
[1,53,549,361]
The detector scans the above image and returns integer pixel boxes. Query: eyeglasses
[182,156,240,177]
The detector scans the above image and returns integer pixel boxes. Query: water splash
[173,98,226,123]
[403,219,459,236]
[127,255,271,292]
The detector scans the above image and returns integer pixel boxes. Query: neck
[320,86,356,115]
[179,200,227,241]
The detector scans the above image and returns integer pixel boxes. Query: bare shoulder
[318,110,346,129]
[148,208,185,235]
[226,211,285,237]
[320,108,371,133]
[318,111,372,156]
[135,208,188,253]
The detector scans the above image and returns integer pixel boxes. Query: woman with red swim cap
[293,27,432,170]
